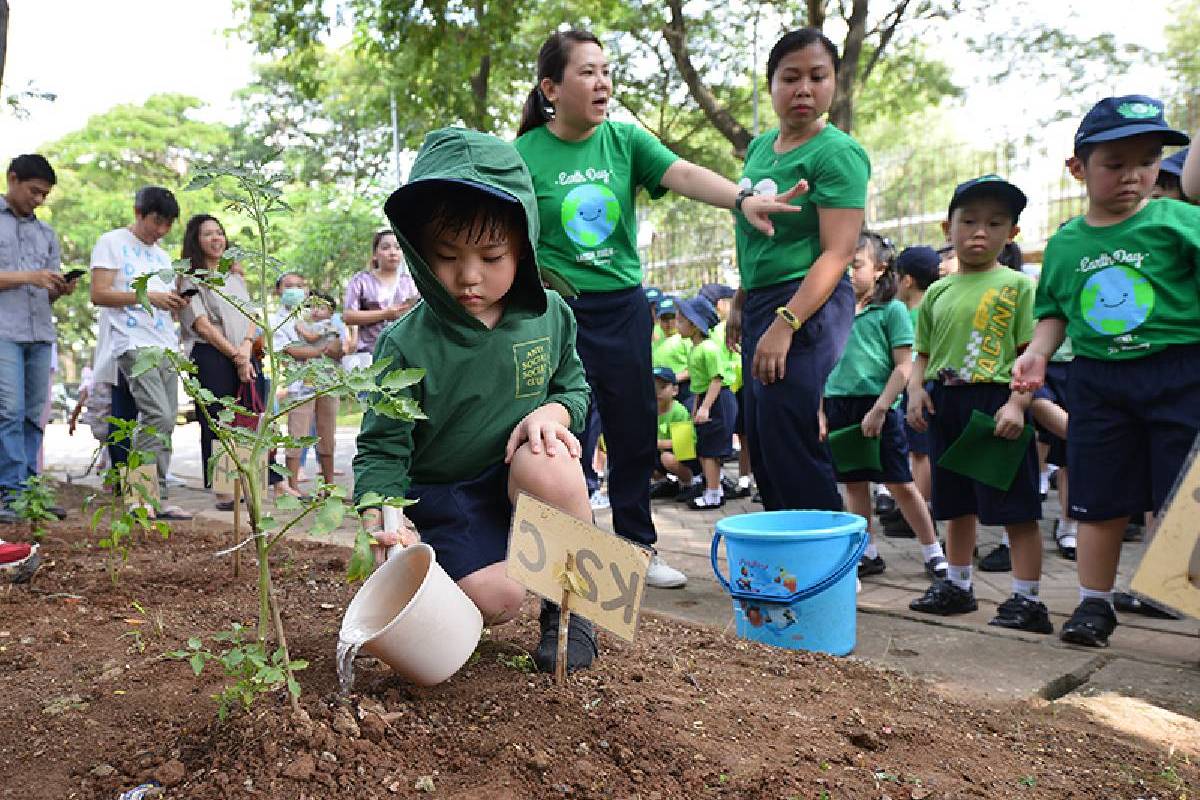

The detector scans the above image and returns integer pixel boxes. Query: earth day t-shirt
[915,267,1035,385]
[515,121,679,293]
[735,125,870,291]
[656,399,691,441]
[825,299,914,397]
[688,338,736,395]
[1035,199,1200,361]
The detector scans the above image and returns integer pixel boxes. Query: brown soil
[2,486,1195,800]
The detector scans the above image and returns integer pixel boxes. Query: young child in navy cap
[1014,95,1200,647]
[907,175,1051,634]
[892,245,941,508]
[1151,148,1191,202]
[677,296,737,510]
[649,365,702,499]
[651,296,693,408]
[823,233,949,582]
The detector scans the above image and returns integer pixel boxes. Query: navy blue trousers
[741,277,854,512]
[567,287,657,547]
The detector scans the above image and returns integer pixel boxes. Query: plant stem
[266,568,301,714]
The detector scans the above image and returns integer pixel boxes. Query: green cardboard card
[937,409,1035,491]
[670,421,697,461]
[828,423,882,473]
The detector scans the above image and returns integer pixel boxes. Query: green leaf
[189,652,206,676]
[380,367,425,391]
[310,496,345,536]
[287,675,302,697]
[187,637,203,649]
[288,659,308,672]
[356,491,383,508]
[274,493,302,511]
[130,347,165,378]
[184,174,213,191]
[346,527,376,583]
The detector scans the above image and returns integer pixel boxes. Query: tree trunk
[0,0,9,94]
[806,0,826,29]
[829,0,869,133]
[663,0,752,157]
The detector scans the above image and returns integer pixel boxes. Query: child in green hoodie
[353,128,596,673]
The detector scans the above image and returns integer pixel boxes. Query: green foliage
[1164,1,1200,131]
[497,652,536,673]
[271,186,384,297]
[168,622,308,722]
[11,475,58,541]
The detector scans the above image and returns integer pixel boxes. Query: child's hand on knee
[505,404,581,462]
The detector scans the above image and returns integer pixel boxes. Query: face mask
[280,287,306,309]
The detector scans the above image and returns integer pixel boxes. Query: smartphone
[180,287,200,299]
[63,268,87,282]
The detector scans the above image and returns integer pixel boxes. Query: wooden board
[211,445,267,496]
[123,464,160,510]
[506,493,652,642]
[1130,434,1200,619]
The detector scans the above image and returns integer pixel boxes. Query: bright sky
[0,0,1176,162]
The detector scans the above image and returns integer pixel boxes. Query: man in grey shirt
[0,155,79,522]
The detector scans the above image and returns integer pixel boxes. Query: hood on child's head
[383,127,577,333]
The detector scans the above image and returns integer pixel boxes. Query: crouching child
[353,128,596,673]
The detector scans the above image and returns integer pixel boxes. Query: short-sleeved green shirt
[1035,199,1200,361]
[515,121,680,293]
[915,267,1036,385]
[657,399,691,441]
[825,299,914,397]
[735,125,870,290]
[652,332,692,375]
[688,338,736,395]
[708,319,742,393]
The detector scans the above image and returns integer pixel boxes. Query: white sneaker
[589,490,610,511]
[163,472,188,488]
[646,554,687,588]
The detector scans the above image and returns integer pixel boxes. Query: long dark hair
[180,214,226,271]
[859,231,898,305]
[766,28,840,85]
[369,229,397,270]
[517,29,603,137]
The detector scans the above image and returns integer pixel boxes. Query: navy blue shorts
[733,386,745,436]
[405,463,512,582]
[1067,345,1200,521]
[694,386,736,459]
[927,383,1041,525]
[655,450,701,475]
[899,388,930,456]
[823,395,913,484]
[1036,361,1070,467]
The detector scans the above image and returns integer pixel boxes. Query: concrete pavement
[43,421,1200,724]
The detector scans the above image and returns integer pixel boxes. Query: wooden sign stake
[555,552,574,685]
[232,477,242,578]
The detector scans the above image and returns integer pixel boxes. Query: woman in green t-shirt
[728,28,871,512]
[514,30,803,587]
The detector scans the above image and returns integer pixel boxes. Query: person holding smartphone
[0,155,79,523]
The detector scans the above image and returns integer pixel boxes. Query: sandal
[157,505,193,520]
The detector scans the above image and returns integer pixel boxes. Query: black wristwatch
[734,187,756,214]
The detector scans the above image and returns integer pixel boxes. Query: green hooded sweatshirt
[353,128,590,501]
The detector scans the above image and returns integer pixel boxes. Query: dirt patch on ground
[2,486,1195,799]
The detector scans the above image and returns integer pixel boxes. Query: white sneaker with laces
[646,554,687,588]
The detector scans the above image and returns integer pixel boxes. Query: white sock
[1000,531,1010,546]
[703,488,721,504]
[1079,586,1114,606]
[864,542,879,559]
[1039,469,1051,495]
[1012,579,1040,600]
[947,563,972,591]
[1060,518,1078,535]
[690,475,703,486]
[920,542,945,561]
[737,475,752,490]
[876,484,892,498]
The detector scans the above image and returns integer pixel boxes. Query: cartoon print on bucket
[561,183,620,247]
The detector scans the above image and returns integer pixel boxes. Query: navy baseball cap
[895,246,940,285]
[698,283,735,304]
[1158,147,1189,178]
[1074,95,1189,149]
[948,174,1027,223]
[652,366,676,383]
[656,296,678,317]
[644,286,664,306]
[677,296,719,335]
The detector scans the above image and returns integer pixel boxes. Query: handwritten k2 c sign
[506,494,652,642]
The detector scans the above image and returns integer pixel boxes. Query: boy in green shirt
[700,282,753,499]
[648,366,701,500]
[677,296,737,510]
[650,296,693,406]
[355,128,596,673]
[1013,95,1200,647]
[907,175,1050,634]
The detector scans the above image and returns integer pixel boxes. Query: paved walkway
[44,422,1200,722]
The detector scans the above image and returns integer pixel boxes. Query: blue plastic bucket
[711,510,867,656]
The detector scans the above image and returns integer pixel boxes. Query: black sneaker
[687,494,725,511]
[857,555,886,577]
[1112,591,1180,620]
[874,492,897,516]
[924,554,949,581]
[978,543,1011,572]
[881,507,916,538]
[534,600,598,673]
[1053,520,1077,561]
[675,483,703,503]
[1123,522,1144,542]
[649,478,679,500]
[909,580,977,615]
[907,578,974,618]
[725,477,752,499]
[750,491,762,504]
[1060,598,1118,648]
[989,594,1053,634]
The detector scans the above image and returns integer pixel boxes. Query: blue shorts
[1036,361,1071,467]
[694,387,736,459]
[405,463,512,582]
[733,387,745,436]
[1067,345,1200,521]
[900,387,930,456]
[927,383,1041,525]
[655,450,701,475]
[823,395,913,484]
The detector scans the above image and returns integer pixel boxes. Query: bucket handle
[710,526,868,605]
[379,506,412,562]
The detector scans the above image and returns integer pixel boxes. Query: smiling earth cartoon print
[1080,265,1154,335]
[561,184,619,247]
